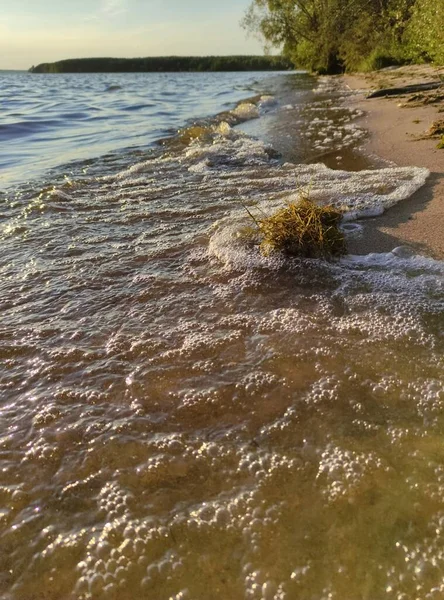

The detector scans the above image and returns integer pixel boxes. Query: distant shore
[29,56,293,73]
[344,64,444,259]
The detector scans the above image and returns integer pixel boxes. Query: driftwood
[367,81,443,99]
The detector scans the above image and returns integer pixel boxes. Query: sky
[0,0,265,70]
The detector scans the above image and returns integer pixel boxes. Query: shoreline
[341,65,444,259]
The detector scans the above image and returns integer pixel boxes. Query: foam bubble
[258,95,277,110]
[232,102,260,120]
[207,161,429,269]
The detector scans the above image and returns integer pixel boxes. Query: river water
[1,71,443,600]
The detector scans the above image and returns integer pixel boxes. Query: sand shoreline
[341,65,444,259]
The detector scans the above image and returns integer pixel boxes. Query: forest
[242,0,444,74]
[29,55,292,73]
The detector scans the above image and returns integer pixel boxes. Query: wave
[91,112,428,270]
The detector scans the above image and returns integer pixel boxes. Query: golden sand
[343,65,444,259]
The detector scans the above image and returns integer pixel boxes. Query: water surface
[1,71,443,600]
[0,71,284,186]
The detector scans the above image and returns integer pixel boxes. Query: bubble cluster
[300,109,366,154]
[317,444,389,503]
[233,102,260,120]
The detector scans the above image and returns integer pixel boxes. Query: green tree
[242,0,422,73]
[405,0,444,64]
[242,0,348,73]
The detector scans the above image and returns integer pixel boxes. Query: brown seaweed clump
[246,197,347,259]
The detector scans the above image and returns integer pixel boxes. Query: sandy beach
[343,65,444,259]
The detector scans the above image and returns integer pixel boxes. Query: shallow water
[1,72,444,600]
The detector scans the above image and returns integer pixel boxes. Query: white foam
[205,155,428,269]
[281,164,427,219]
[342,250,444,275]
[208,221,284,272]
[215,121,232,136]
[258,95,277,110]
[232,102,259,120]
[101,126,429,269]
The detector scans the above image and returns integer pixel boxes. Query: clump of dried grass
[428,120,444,136]
[415,119,444,145]
[244,197,346,259]
[400,91,444,109]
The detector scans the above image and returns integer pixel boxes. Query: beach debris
[414,119,444,143]
[367,81,442,99]
[242,197,346,259]
[428,120,444,137]
[399,90,444,108]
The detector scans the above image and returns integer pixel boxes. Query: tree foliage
[29,55,292,74]
[242,0,443,73]
[405,0,444,65]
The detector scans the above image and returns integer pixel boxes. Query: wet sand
[343,65,444,259]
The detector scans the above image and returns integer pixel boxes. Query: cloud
[100,0,128,18]
[83,0,127,22]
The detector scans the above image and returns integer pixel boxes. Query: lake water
[1,71,444,600]
[0,71,284,187]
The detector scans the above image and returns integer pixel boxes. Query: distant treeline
[243,0,444,74]
[29,56,293,73]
